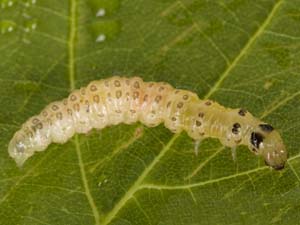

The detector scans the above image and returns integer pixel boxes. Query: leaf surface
[1,0,300,224]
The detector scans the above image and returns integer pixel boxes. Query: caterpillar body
[9,76,287,169]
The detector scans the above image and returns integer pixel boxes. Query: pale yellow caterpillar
[8,76,287,169]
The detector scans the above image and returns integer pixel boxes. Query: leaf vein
[74,135,101,225]
[139,154,300,191]
[204,0,284,99]
[101,133,180,225]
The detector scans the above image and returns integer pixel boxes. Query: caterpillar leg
[194,140,202,156]
[231,146,237,162]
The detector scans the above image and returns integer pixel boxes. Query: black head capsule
[250,132,264,148]
[259,124,274,132]
[248,125,287,170]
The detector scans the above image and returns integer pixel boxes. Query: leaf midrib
[68,0,101,225]
[101,134,180,225]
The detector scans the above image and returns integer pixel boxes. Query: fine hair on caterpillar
[8,76,287,170]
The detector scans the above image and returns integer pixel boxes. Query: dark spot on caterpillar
[155,95,162,103]
[232,123,241,134]
[73,104,80,112]
[198,112,204,118]
[252,148,257,153]
[98,113,104,117]
[205,101,212,106]
[47,118,52,125]
[238,109,247,116]
[32,118,40,124]
[235,139,242,144]
[148,83,154,87]
[175,90,180,94]
[172,117,177,121]
[63,99,68,105]
[67,109,72,115]
[52,105,59,111]
[114,80,121,87]
[134,81,140,88]
[93,95,100,103]
[177,102,183,108]
[251,132,264,148]
[133,91,139,99]
[183,95,189,100]
[196,120,201,127]
[56,112,63,120]
[31,125,37,132]
[90,85,97,91]
[199,132,205,136]
[116,90,122,99]
[159,87,165,92]
[259,124,274,132]
[80,88,86,95]
[42,111,48,117]
[36,123,43,129]
[27,131,34,138]
[167,101,171,108]
[70,95,77,101]
[130,109,136,113]
[143,95,148,101]
[115,110,122,113]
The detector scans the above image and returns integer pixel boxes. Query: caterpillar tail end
[8,135,33,168]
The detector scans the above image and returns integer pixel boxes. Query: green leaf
[1,0,300,224]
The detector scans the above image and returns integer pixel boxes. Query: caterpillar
[8,76,287,170]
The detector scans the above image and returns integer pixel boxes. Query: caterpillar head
[249,124,287,170]
[8,131,34,167]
